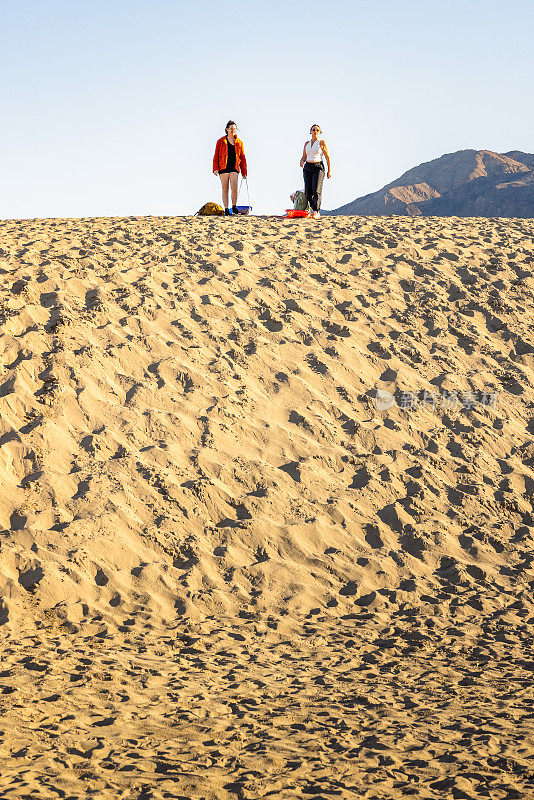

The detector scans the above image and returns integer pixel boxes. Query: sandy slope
[0,214,533,798]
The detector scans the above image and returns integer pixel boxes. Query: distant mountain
[329,149,534,218]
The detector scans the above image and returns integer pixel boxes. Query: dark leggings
[303,162,325,212]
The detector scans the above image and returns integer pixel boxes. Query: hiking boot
[224,208,230,216]
[232,206,240,216]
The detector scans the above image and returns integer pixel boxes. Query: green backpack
[292,190,309,211]
[196,202,224,216]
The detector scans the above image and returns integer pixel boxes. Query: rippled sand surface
[1,214,533,798]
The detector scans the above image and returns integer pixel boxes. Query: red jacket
[213,136,247,178]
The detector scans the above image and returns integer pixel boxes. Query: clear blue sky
[1,0,532,219]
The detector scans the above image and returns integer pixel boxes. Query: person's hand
[300,159,305,168]
[327,171,332,179]
[213,170,219,175]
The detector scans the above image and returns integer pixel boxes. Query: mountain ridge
[330,148,534,217]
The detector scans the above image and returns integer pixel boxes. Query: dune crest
[0,215,533,798]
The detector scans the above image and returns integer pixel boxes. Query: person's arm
[300,142,308,168]
[321,140,331,178]
[239,142,247,179]
[213,140,220,175]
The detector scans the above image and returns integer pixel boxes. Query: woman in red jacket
[213,121,247,216]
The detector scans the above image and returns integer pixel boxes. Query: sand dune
[1,214,533,798]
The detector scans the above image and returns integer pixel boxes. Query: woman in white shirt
[300,124,332,219]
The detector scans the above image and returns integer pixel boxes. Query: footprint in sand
[306,353,328,374]
[367,340,391,359]
[322,320,350,338]
[17,563,45,593]
[258,308,283,332]
[73,478,91,500]
[279,461,301,483]
[95,569,109,587]
[109,593,122,607]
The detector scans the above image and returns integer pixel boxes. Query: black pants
[303,161,325,212]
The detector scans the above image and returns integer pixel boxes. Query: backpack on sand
[196,202,224,216]
[291,190,309,211]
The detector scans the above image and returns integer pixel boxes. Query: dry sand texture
[0,214,533,798]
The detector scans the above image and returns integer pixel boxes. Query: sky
[1,0,532,219]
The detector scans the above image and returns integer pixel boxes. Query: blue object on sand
[235,178,252,215]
